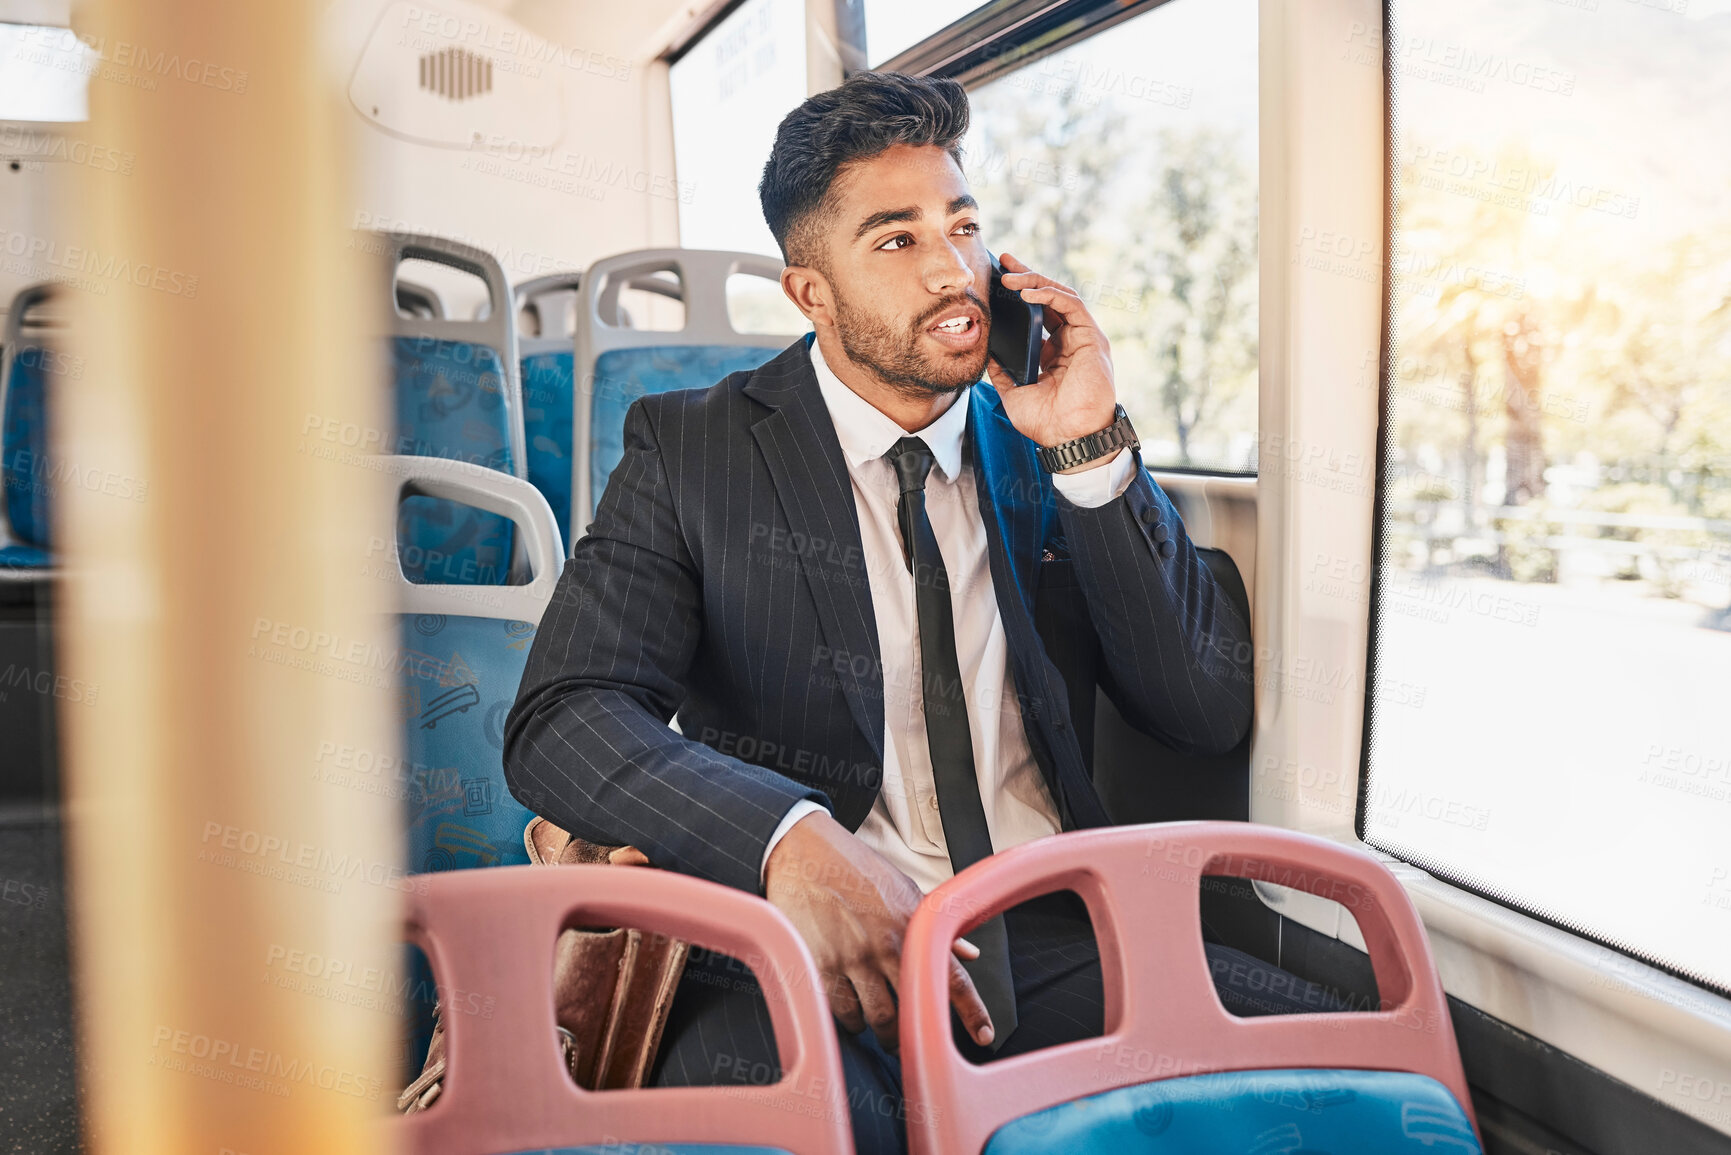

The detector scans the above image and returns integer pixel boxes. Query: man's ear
[780,264,834,328]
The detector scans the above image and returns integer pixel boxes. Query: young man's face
[813,142,993,396]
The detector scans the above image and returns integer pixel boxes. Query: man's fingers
[851,968,901,1053]
[948,955,995,1047]
[827,970,866,1037]
[983,356,1014,391]
[1016,283,1095,333]
[1039,334,1062,374]
[998,251,1079,296]
[951,936,980,961]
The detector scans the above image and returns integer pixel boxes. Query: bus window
[1367,0,1731,993]
[963,0,1259,474]
[669,0,808,256]
[863,1,988,68]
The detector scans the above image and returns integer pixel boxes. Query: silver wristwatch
[1035,405,1139,472]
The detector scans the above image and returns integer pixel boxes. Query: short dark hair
[758,71,970,268]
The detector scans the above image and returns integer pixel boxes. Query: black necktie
[885,436,1017,1048]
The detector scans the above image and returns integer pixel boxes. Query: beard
[832,285,990,399]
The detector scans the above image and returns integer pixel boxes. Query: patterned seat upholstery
[392,336,517,586]
[572,250,804,530]
[983,1068,1480,1154]
[521,347,575,540]
[515,272,585,544]
[587,344,784,509]
[398,609,538,875]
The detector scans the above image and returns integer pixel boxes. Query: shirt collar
[809,336,970,482]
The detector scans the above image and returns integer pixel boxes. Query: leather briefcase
[397,818,691,1112]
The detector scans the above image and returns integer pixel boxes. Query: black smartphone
[987,251,1045,386]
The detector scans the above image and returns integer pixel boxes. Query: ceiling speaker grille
[418,46,492,101]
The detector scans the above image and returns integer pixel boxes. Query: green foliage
[967,76,1257,470]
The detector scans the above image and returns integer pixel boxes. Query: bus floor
[0,802,81,1155]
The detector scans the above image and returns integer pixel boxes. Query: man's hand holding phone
[984,252,1121,471]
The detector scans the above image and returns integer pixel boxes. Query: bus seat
[1089,546,1252,823]
[373,231,527,586]
[392,864,853,1155]
[377,455,565,1077]
[397,279,446,320]
[571,249,801,533]
[0,283,62,575]
[515,272,583,545]
[898,822,1482,1155]
[375,455,563,877]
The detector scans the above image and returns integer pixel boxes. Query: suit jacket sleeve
[1056,451,1253,755]
[503,396,830,893]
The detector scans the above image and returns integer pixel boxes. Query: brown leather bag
[396,818,691,1113]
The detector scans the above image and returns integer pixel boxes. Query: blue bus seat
[571,249,805,538]
[983,1068,1479,1154]
[0,283,63,576]
[372,231,527,586]
[377,455,563,878]
[377,455,564,1075]
[899,823,1483,1155]
[515,272,584,546]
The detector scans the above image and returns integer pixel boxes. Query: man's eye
[878,234,912,251]
[956,221,980,235]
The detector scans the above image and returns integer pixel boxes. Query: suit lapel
[967,384,1047,628]
[968,387,1110,830]
[744,344,885,763]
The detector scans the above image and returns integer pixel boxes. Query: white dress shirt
[759,338,1136,893]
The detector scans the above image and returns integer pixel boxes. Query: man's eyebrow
[852,196,979,242]
[854,205,920,240]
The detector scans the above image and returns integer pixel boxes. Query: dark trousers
[648,893,1350,1155]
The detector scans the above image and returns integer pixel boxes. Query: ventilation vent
[419,47,492,101]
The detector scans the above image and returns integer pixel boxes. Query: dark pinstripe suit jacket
[503,337,1252,893]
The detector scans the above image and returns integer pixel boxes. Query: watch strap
[1036,405,1139,472]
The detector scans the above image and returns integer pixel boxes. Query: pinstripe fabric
[502,338,1253,894]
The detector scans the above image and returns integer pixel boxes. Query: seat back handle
[392,864,853,1155]
[898,821,1477,1155]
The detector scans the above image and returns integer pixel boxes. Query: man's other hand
[763,811,994,1054]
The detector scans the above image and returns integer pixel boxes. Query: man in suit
[506,71,1332,1154]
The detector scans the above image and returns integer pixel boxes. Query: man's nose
[923,239,976,295]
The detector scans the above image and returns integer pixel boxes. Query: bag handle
[898,821,1477,1155]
